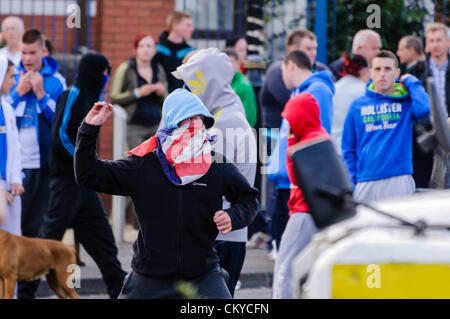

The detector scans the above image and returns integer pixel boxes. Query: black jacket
[259,59,290,130]
[401,59,434,188]
[50,52,110,179]
[155,31,194,93]
[259,58,333,130]
[74,121,258,279]
[329,57,345,81]
[404,59,428,85]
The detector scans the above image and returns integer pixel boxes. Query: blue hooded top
[161,88,215,129]
[341,75,430,184]
[290,70,335,132]
[8,56,66,172]
[268,70,335,189]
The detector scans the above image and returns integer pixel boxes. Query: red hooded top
[281,92,330,216]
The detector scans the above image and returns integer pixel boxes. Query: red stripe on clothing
[175,153,211,178]
[164,122,202,166]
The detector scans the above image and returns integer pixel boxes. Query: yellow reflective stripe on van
[332,264,450,299]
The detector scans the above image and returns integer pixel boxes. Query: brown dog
[0,229,80,299]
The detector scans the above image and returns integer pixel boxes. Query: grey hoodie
[175,48,257,242]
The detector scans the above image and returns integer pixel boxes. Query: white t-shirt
[19,127,40,169]
[0,47,21,67]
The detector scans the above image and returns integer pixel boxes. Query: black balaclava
[75,51,111,95]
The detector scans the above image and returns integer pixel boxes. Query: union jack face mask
[155,119,215,186]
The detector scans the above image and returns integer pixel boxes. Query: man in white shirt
[0,16,24,67]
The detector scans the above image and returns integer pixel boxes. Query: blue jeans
[119,266,231,299]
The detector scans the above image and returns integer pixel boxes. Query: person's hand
[16,70,33,97]
[153,82,166,96]
[0,190,6,225]
[85,102,114,126]
[213,210,232,235]
[11,183,24,196]
[30,72,45,100]
[288,128,295,139]
[4,191,13,206]
[138,84,156,97]
[400,74,412,83]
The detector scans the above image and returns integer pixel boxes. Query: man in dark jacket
[155,11,195,93]
[74,89,258,299]
[260,29,330,132]
[397,35,427,82]
[396,35,433,188]
[27,52,127,299]
[259,30,331,257]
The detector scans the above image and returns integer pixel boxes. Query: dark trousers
[214,241,246,297]
[17,169,50,299]
[20,169,50,237]
[412,133,433,188]
[119,267,231,299]
[19,177,126,299]
[269,188,290,250]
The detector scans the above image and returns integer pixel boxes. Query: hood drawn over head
[281,92,327,141]
[75,52,111,94]
[161,88,215,129]
[174,47,242,115]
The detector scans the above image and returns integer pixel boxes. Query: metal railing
[1,0,447,77]
[0,0,94,86]
[111,104,127,243]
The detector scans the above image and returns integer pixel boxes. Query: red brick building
[94,0,175,213]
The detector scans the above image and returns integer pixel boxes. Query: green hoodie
[231,71,258,127]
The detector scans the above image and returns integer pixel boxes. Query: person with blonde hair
[425,23,449,117]
[155,11,195,93]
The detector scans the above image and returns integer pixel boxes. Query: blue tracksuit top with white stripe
[8,56,66,171]
[342,75,430,184]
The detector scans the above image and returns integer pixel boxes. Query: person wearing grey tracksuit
[173,48,257,296]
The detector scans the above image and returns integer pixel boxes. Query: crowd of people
[0,9,448,299]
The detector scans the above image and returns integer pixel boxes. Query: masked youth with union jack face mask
[74,88,258,299]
